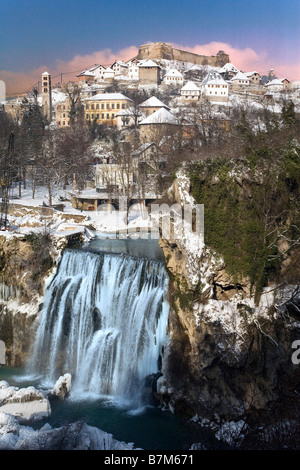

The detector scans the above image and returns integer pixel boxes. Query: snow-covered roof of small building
[138,60,160,68]
[85,93,132,101]
[265,79,285,86]
[89,64,106,72]
[42,71,50,76]
[219,63,239,74]
[103,67,114,73]
[231,71,250,81]
[181,81,201,91]
[164,68,184,78]
[201,71,227,86]
[139,96,169,109]
[244,71,260,77]
[77,70,95,77]
[139,107,179,125]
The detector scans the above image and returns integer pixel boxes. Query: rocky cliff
[0,234,62,366]
[156,171,300,432]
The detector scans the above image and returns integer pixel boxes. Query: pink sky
[2,42,299,96]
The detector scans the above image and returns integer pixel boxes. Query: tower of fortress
[137,42,229,67]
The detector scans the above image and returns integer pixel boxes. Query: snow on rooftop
[231,71,250,81]
[138,60,160,68]
[265,79,286,86]
[139,96,169,108]
[181,81,201,91]
[164,68,184,78]
[77,70,95,77]
[202,71,227,86]
[85,93,132,101]
[244,71,260,77]
[139,107,179,125]
[42,71,50,76]
[219,63,239,74]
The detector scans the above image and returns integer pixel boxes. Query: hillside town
[1,41,300,230]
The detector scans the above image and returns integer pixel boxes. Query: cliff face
[0,235,61,366]
[156,172,300,423]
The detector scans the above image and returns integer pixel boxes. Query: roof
[164,68,184,78]
[202,71,227,86]
[139,107,179,125]
[42,71,50,76]
[219,63,239,74]
[77,70,95,77]
[138,59,160,68]
[89,64,106,72]
[139,96,169,109]
[244,71,260,77]
[265,79,285,86]
[231,71,250,81]
[181,81,201,91]
[85,93,133,101]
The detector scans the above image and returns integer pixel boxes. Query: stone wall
[137,42,230,67]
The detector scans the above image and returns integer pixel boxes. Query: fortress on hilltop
[137,42,230,67]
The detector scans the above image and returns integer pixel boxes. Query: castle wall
[137,42,229,67]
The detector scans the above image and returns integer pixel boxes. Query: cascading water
[27,249,169,409]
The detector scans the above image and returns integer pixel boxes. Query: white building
[230,71,250,87]
[103,67,115,81]
[201,72,229,102]
[127,59,140,80]
[180,81,201,101]
[111,61,128,76]
[88,64,106,82]
[163,68,184,86]
[265,78,291,93]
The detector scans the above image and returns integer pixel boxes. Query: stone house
[138,60,161,85]
[139,107,179,143]
[56,97,71,127]
[244,71,261,85]
[84,93,133,126]
[139,96,170,116]
[180,81,201,101]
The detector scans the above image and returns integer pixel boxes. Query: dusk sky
[1,0,299,94]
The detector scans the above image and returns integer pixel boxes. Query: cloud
[0,45,139,96]
[1,41,299,96]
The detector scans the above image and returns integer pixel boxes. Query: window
[117,103,120,109]
[111,103,115,109]
[101,104,104,109]
[106,103,109,109]
[91,114,94,119]
[121,104,125,109]
[58,121,61,126]
[44,88,48,92]
[96,114,99,119]
[86,114,89,119]
[63,121,65,126]
[91,104,94,110]
[112,114,115,119]
[96,104,99,109]
[106,113,109,119]
[86,104,89,110]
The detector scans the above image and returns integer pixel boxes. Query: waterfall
[28,249,169,408]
